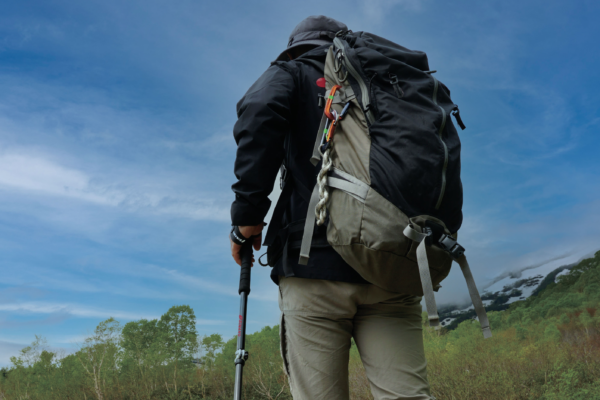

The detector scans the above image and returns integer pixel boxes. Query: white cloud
[0,302,157,321]
[0,150,229,221]
[142,265,235,297]
[136,264,276,303]
[0,153,111,204]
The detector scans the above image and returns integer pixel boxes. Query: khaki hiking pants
[278,276,432,400]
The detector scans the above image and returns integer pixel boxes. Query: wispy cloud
[0,312,71,329]
[0,152,119,205]
[0,302,157,321]
[0,151,229,221]
[139,265,236,297]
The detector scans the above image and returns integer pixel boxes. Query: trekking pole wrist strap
[230,226,249,246]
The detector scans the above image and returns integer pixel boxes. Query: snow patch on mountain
[438,251,596,328]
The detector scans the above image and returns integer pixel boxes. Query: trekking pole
[233,238,253,400]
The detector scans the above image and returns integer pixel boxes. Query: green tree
[77,317,121,400]
[157,305,199,394]
[200,333,224,368]
[8,335,49,399]
[121,318,160,398]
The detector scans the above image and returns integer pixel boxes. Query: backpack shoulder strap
[263,168,313,247]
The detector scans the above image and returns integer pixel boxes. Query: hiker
[229,16,436,400]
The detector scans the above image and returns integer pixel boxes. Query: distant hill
[438,251,595,330]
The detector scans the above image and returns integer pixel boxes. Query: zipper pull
[389,73,404,98]
[452,107,466,130]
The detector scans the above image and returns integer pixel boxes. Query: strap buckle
[422,222,465,259]
[438,234,465,259]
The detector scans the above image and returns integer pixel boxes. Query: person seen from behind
[230,15,434,400]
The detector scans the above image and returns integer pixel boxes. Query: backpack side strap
[403,225,440,328]
[455,255,493,338]
[298,169,369,265]
[403,224,493,338]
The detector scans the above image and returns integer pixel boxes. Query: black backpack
[295,31,491,338]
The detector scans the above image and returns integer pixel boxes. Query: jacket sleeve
[231,65,296,226]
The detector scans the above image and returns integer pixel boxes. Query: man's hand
[230,224,265,266]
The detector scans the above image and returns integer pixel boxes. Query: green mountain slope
[1,251,599,399]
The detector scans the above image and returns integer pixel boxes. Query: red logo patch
[316,77,326,88]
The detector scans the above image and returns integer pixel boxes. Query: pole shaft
[233,241,253,400]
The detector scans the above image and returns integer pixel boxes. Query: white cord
[315,147,332,226]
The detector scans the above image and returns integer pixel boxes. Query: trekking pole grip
[238,240,253,295]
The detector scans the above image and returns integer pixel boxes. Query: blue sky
[0,0,599,364]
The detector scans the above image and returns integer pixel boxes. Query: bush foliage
[1,251,599,399]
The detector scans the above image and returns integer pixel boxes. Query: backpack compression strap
[403,225,441,328]
[403,224,492,339]
[299,169,369,265]
[455,255,493,338]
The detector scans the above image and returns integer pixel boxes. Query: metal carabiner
[339,102,350,120]
[326,109,340,142]
[324,85,342,121]
[320,110,339,154]
[320,118,333,148]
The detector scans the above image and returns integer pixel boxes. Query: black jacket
[231,46,367,284]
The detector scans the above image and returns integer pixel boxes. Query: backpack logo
[316,77,326,88]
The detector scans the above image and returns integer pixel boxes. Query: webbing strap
[298,184,321,265]
[327,177,368,202]
[403,225,439,327]
[263,172,312,247]
[332,86,356,104]
[330,168,367,187]
[403,223,426,242]
[263,182,294,246]
[456,255,492,338]
[311,113,329,166]
[417,240,440,327]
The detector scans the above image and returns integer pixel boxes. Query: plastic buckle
[280,164,288,190]
[438,234,465,259]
